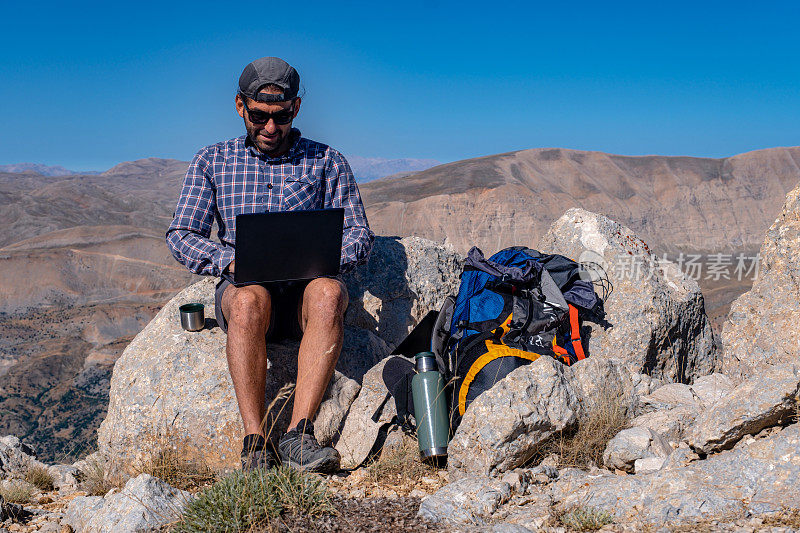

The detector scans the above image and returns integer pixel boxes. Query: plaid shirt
[166,129,374,277]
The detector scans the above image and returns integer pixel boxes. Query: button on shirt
[166,129,374,277]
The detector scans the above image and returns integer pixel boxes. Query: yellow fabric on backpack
[457,340,544,416]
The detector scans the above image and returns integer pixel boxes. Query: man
[166,57,374,474]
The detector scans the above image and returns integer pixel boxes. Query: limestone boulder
[447,357,580,477]
[97,277,368,472]
[551,423,800,525]
[686,364,800,454]
[569,357,638,416]
[627,375,733,446]
[689,373,734,408]
[335,357,397,469]
[97,236,459,472]
[0,436,45,479]
[539,208,718,383]
[629,407,699,447]
[722,182,800,381]
[602,426,672,473]
[417,475,514,525]
[343,236,463,348]
[64,474,191,533]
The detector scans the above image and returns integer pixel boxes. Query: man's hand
[226,260,236,274]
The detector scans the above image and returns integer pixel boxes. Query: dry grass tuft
[134,429,217,492]
[24,463,55,491]
[553,505,614,531]
[763,508,800,528]
[0,481,36,504]
[364,433,443,494]
[79,456,125,496]
[539,387,630,469]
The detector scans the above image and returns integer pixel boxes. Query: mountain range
[345,156,441,182]
[0,163,86,176]
[359,146,800,256]
[0,156,440,183]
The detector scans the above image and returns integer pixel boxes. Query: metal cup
[179,303,205,332]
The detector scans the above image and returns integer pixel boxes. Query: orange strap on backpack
[568,304,586,361]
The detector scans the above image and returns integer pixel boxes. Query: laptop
[225,208,344,285]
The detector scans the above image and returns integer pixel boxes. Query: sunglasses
[241,98,295,125]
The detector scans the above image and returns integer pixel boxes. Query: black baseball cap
[238,57,300,103]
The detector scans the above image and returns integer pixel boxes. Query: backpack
[431,246,606,429]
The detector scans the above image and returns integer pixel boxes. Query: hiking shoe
[278,419,340,473]
[240,434,275,472]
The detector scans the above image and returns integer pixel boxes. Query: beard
[245,122,291,156]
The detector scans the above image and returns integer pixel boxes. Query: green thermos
[411,352,449,463]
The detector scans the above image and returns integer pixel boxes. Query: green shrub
[271,466,335,516]
[175,466,333,533]
[556,506,614,531]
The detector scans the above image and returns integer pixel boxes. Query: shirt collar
[244,128,303,161]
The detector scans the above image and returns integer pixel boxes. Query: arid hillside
[360,146,800,255]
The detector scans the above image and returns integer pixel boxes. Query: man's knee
[304,278,348,324]
[224,285,272,329]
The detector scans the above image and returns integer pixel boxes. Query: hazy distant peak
[346,155,441,182]
[0,162,79,176]
[102,158,189,177]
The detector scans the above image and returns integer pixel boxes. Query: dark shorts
[214,278,308,341]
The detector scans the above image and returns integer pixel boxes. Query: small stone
[633,456,665,474]
[501,472,523,492]
[37,523,61,533]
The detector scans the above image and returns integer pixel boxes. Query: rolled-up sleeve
[325,151,374,273]
[165,148,234,276]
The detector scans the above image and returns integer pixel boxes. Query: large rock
[686,365,800,454]
[602,426,671,473]
[569,357,638,416]
[539,208,718,383]
[98,236,459,471]
[0,436,42,478]
[447,357,580,477]
[343,236,463,348]
[629,407,699,447]
[64,474,191,533]
[627,374,733,446]
[551,423,800,525]
[723,182,800,381]
[417,475,514,525]
[335,358,397,469]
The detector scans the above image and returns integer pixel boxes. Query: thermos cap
[414,352,438,372]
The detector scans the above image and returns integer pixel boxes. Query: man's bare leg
[289,277,349,428]
[221,284,272,437]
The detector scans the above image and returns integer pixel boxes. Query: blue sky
[1,1,798,170]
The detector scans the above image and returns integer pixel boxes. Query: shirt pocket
[281,175,323,211]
